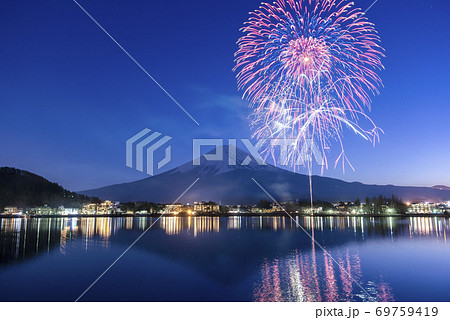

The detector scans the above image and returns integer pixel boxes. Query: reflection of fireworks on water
[253,248,395,302]
[234,0,384,172]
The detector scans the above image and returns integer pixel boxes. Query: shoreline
[1,213,450,219]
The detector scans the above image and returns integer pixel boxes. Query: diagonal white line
[72,0,200,126]
[74,177,200,302]
[251,178,377,302]
[333,0,380,47]
[363,0,379,14]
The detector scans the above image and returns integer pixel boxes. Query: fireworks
[234,0,384,171]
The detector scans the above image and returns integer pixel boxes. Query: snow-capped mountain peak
[170,145,280,176]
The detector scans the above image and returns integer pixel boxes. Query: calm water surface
[0,216,449,301]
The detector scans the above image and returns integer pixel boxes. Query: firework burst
[234,0,384,173]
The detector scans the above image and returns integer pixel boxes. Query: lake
[0,215,449,302]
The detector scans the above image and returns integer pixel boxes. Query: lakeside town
[2,198,450,217]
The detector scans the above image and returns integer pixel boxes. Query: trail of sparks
[234,0,385,174]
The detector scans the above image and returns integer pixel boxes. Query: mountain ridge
[433,185,450,191]
[81,146,450,204]
[0,167,99,211]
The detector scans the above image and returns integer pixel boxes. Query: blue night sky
[1,0,449,191]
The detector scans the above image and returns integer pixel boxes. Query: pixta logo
[193,139,324,166]
[126,129,324,176]
[126,129,172,176]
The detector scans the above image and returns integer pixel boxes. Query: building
[251,206,277,214]
[304,206,324,215]
[193,202,220,213]
[409,202,437,214]
[228,206,241,214]
[80,201,114,215]
[28,205,54,215]
[80,203,97,215]
[56,206,79,215]
[408,202,450,214]
[97,200,113,215]
[227,205,251,214]
[163,204,183,214]
[3,206,21,215]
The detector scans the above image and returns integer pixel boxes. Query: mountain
[0,167,98,211]
[81,146,450,204]
[433,185,450,191]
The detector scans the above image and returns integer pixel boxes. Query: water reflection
[1,215,449,301]
[253,247,394,302]
[1,215,449,261]
[160,216,221,236]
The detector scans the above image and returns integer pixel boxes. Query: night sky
[1,0,449,191]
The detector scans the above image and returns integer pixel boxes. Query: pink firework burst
[234,0,385,172]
